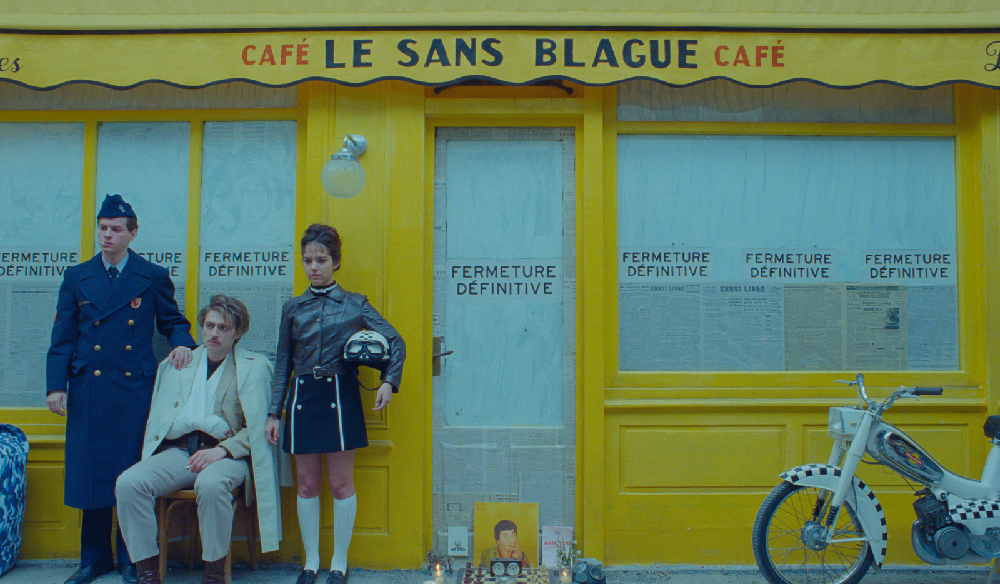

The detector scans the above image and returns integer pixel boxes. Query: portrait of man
[473,502,538,569]
[479,519,530,568]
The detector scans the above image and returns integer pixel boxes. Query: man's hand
[46,391,67,416]
[265,415,280,445]
[168,346,193,370]
[187,447,227,473]
[374,382,394,411]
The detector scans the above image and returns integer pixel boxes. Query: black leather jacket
[268,285,405,416]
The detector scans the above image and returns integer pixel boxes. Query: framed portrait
[473,502,539,569]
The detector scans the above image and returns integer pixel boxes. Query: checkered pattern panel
[780,464,842,482]
[951,499,1000,522]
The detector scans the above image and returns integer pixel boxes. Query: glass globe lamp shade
[321,150,366,199]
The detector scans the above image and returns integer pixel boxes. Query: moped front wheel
[752,481,874,584]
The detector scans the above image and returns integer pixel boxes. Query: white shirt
[164,351,232,440]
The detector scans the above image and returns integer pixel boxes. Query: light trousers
[115,447,248,562]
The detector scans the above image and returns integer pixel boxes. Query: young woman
[265,224,405,584]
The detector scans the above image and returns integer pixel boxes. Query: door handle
[433,336,453,376]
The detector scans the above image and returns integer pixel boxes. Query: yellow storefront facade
[3,0,1000,569]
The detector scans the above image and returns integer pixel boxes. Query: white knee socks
[330,494,357,574]
[297,495,321,572]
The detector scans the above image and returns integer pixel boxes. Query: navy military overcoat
[46,250,194,509]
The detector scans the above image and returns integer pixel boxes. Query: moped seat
[984,415,1000,440]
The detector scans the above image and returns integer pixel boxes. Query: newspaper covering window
[618,135,958,371]
[199,121,296,362]
[0,123,84,407]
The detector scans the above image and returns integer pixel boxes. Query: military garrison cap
[97,194,137,220]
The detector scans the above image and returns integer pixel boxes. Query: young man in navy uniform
[46,195,196,584]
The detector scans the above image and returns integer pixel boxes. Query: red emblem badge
[130,297,141,309]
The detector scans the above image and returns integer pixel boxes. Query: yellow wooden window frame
[603,84,986,398]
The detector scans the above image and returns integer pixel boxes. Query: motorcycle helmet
[343,329,390,366]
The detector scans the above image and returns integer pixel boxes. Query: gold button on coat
[93,320,100,326]
[125,345,132,351]
[125,372,132,378]
[94,345,101,351]
[93,370,101,376]
[128,320,134,325]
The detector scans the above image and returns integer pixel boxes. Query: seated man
[116,295,282,584]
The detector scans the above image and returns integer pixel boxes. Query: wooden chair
[155,484,258,584]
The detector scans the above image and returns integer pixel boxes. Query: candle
[435,564,445,584]
[560,567,571,583]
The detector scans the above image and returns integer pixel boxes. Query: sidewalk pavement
[0,561,995,584]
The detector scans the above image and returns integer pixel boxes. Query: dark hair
[301,223,342,266]
[98,216,139,232]
[197,294,251,344]
[494,519,518,541]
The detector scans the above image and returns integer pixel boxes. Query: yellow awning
[2,1,1000,89]
[2,30,1000,89]
[2,0,999,30]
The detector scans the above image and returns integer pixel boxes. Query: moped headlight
[828,409,844,435]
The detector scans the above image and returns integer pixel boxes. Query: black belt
[161,431,220,456]
[309,367,340,379]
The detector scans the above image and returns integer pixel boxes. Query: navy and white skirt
[282,374,368,454]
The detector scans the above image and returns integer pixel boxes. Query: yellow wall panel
[353,466,389,534]
[803,425,832,464]
[24,463,64,525]
[619,425,785,489]
[604,493,764,564]
[20,449,79,558]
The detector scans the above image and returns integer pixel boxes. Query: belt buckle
[312,366,323,380]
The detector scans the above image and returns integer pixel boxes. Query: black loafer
[327,569,348,584]
[120,564,138,584]
[296,569,317,584]
[65,564,114,584]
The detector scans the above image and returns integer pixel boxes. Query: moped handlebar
[836,376,944,411]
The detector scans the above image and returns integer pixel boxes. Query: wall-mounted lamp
[321,135,368,198]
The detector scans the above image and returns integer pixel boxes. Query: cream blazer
[141,346,289,553]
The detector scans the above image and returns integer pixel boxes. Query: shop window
[617,80,953,124]
[95,122,192,359]
[198,121,296,362]
[0,123,84,407]
[0,118,296,407]
[617,134,957,372]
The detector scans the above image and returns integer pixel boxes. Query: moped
[752,373,1000,584]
